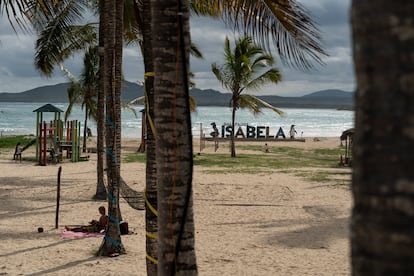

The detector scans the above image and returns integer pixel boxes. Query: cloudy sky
[0,0,354,97]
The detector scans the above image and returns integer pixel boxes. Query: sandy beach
[0,137,351,275]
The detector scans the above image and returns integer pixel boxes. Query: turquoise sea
[0,102,354,139]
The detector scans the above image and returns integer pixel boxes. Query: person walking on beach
[290,125,297,139]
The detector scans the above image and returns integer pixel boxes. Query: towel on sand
[60,230,104,238]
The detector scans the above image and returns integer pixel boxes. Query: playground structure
[33,104,82,165]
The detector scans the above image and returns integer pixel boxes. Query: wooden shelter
[340,128,354,166]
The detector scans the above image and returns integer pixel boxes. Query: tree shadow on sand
[26,256,98,276]
[0,175,98,218]
[260,205,349,249]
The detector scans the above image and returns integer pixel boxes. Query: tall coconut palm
[212,36,283,157]
[152,0,197,274]
[63,46,99,153]
[351,1,414,274]
[135,0,326,274]
[95,0,106,200]
[132,1,158,274]
[97,0,125,256]
[30,0,106,200]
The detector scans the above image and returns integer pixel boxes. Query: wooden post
[55,166,62,229]
[43,122,47,165]
[38,121,42,164]
[199,123,202,153]
[35,112,39,161]
[77,121,81,161]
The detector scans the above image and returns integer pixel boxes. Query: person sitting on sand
[65,206,108,233]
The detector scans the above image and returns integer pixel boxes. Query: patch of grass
[292,169,351,187]
[194,146,344,170]
[122,144,350,187]
[124,153,146,163]
[308,172,331,182]
[0,135,34,149]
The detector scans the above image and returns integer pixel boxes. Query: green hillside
[0,82,354,109]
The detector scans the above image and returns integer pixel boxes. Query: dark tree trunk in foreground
[137,0,158,274]
[152,0,197,274]
[351,1,414,274]
[98,0,125,256]
[95,0,107,201]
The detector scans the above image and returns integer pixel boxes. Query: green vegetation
[2,137,350,187]
[124,153,146,163]
[0,135,34,149]
[123,144,351,186]
[211,145,347,169]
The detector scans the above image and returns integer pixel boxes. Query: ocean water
[0,102,354,139]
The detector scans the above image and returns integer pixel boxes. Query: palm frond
[59,63,79,84]
[28,0,90,30]
[192,0,327,69]
[122,102,139,118]
[130,95,197,112]
[123,0,142,46]
[246,68,281,91]
[239,94,284,116]
[35,23,97,75]
[65,83,82,122]
[129,96,145,105]
[190,42,204,59]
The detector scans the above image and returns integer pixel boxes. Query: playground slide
[22,139,37,152]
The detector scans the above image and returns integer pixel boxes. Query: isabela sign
[210,123,287,139]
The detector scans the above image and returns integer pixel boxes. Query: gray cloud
[0,0,354,96]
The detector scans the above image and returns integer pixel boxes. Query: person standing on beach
[290,125,297,139]
[14,142,22,163]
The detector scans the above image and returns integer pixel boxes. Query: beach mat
[60,230,104,238]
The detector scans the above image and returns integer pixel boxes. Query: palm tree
[152,0,197,274]
[26,0,107,200]
[97,0,125,256]
[95,0,106,201]
[351,1,414,274]
[131,1,158,274]
[134,1,326,274]
[212,36,283,157]
[63,46,99,153]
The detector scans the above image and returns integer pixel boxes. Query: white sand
[0,137,351,275]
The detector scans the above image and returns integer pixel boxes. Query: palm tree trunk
[97,0,124,256]
[351,1,414,274]
[136,0,158,274]
[152,0,197,274]
[95,0,107,201]
[230,105,236,157]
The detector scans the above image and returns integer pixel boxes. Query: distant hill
[0,82,354,109]
[302,89,354,98]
